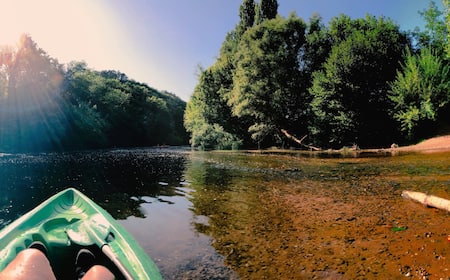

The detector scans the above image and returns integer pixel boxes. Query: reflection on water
[0,149,187,223]
[0,148,239,279]
[1,149,450,279]
[184,151,450,279]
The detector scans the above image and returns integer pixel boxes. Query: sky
[0,0,444,101]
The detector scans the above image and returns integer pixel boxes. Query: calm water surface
[0,148,449,279]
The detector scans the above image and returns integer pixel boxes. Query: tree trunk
[402,190,450,212]
[280,129,321,151]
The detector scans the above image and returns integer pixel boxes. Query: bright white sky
[0,0,444,101]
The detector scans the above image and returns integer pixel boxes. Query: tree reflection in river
[0,149,188,225]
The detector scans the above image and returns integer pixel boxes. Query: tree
[445,0,450,58]
[0,36,187,152]
[0,45,14,98]
[0,34,66,151]
[229,15,306,146]
[302,14,331,77]
[186,2,442,149]
[63,62,187,149]
[389,48,450,138]
[184,66,242,150]
[237,0,256,36]
[189,123,242,150]
[184,89,206,139]
[414,0,448,56]
[62,64,113,148]
[255,0,278,24]
[185,0,260,150]
[309,15,409,148]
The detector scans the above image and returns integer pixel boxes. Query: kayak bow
[0,188,162,280]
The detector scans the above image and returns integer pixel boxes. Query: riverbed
[0,148,449,279]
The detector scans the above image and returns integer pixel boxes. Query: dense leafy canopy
[444,0,450,58]
[185,0,450,150]
[389,48,450,138]
[0,35,187,152]
[391,0,449,140]
[415,0,448,56]
[256,0,278,23]
[184,64,242,150]
[230,15,307,145]
[309,15,409,147]
[238,0,256,36]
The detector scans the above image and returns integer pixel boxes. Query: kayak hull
[0,188,162,280]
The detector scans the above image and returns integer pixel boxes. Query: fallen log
[280,129,321,151]
[402,190,450,212]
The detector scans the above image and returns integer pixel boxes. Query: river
[0,148,449,279]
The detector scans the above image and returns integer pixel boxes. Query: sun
[0,1,67,45]
[0,0,119,64]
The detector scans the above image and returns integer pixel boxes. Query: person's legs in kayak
[0,245,113,280]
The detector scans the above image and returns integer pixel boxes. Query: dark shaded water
[1,148,449,279]
[0,148,239,279]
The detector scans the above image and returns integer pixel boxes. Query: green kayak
[0,188,162,280]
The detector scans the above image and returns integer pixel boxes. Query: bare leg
[82,265,115,280]
[0,249,56,280]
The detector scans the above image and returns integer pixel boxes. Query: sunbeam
[0,35,67,152]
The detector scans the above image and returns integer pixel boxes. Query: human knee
[0,249,55,280]
[4,248,50,269]
[82,265,114,280]
[19,248,47,260]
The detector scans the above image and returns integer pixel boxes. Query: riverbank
[207,142,450,279]
[252,134,450,156]
[356,135,450,156]
[396,135,450,152]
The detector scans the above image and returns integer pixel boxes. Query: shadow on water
[0,148,188,226]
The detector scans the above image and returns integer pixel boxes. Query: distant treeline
[185,0,450,150]
[0,35,188,152]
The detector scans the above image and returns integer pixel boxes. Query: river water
[0,148,449,279]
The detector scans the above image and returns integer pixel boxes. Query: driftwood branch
[281,129,321,151]
[402,190,450,212]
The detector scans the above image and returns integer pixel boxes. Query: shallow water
[0,148,449,279]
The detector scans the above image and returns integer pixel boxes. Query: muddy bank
[197,151,450,279]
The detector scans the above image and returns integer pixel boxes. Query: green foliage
[238,0,256,36]
[302,14,332,77]
[309,70,357,146]
[309,15,409,148]
[248,123,277,145]
[230,15,307,144]
[191,123,242,150]
[185,0,450,150]
[184,76,241,151]
[255,0,278,24]
[0,36,187,152]
[184,64,245,149]
[63,65,187,148]
[389,48,450,138]
[67,102,110,147]
[414,0,448,56]
[184,94,205,135]
[445,0,450,58]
